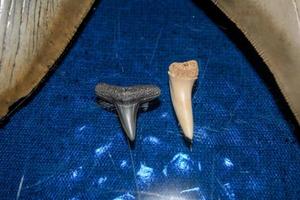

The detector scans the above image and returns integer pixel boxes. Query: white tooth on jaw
[168,60,199,142]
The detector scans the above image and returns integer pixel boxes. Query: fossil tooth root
[95,83,161,142]
[168,60,199,142]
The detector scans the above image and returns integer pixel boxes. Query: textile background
[0,0,299,199]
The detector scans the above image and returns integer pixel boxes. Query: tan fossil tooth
[168,60,199,142]
[211,0,300,124]
[0,0,95,120]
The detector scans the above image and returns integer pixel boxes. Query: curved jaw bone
[168,60,199,142]
[0,0,95,120]
[95,83,161,142]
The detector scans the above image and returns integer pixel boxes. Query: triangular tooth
[115,103,139,141]
[168,60,199,142]
[95,83,161,143]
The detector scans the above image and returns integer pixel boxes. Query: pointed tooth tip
[183,135,193,150]
[126,131,136,142]
[122,123,136,142]
[182,129,193,143]
[186,136,193,144]
[123,124,136,141]
[115,103,138,143]
[183,133,193,142]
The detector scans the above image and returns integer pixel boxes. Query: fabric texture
[0,0,299,199]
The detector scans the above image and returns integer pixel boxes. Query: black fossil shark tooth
[95,83,161,141]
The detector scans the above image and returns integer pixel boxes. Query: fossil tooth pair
[95,83,161,141]
[95,60,198,143]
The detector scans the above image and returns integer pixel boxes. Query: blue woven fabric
[0,0,299,199]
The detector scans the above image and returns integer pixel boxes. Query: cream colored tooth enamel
[168,60,199,141]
